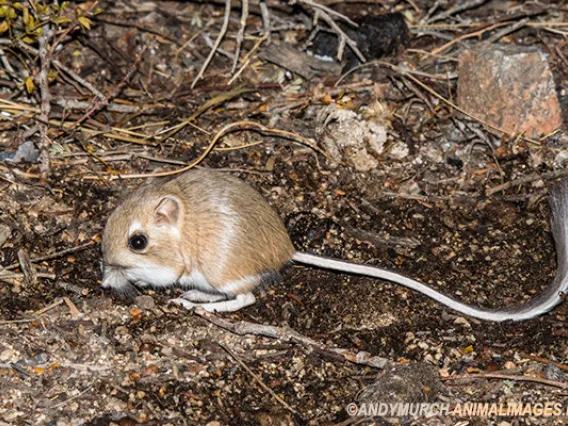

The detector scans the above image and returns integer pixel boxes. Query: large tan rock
[458,44,562,138]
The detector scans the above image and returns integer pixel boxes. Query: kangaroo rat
[101,169,568,322]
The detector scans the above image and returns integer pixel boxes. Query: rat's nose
[101,265,128,290]
[101,263,112,288]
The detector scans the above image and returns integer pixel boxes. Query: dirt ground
[1,0,568,425]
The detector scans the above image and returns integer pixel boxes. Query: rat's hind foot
[169,292,256,312]
[180,289,227,303]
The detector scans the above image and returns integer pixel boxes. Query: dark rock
[310,13,410,71]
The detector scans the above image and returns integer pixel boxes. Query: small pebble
[135,295,156,310]
[0,224,12,248]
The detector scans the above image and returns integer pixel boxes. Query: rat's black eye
[128,234,148,251]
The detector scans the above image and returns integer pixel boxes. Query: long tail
[292,181,568,322]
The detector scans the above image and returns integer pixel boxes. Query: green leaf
[77,15,91,30]
[52,15,71,24]
[22,5,28,25]
[24,77,34,94]
[25,14,34,30]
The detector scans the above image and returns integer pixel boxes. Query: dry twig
[95,15,182,45]
[219,343,301,417]
[37,14,52,175]
[520,353,568,372]
[192,0,232,88]
[17,249,37,286]
[14,41,106,100]
[338,60,540,145]
[299,0,365,62]
[444,373,568,390]
[487,168,568,196]
[83,120,329,180]
[53,98,152,113]
[232,0,249,73]
[424,0,489,24]
[50,385,94,410]
[429,22,510,55]
[33,298,65,316]
[259,0,271,43]
[195,309,388,368]
[63,297,81,318]
[0,271,56,283]
[4,241,96,271]
[486,18,529,43]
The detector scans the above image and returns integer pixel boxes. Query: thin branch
[94,15,182,46]
[0,48,19,81]
[4,241,96,270]
[294,0,358,27]
[53,98,146,113]
[17,249,37,286]
[82,120,330,180]
[51,58,106,100]
[231,0,249,73]
[430,22,510,56]
[421,0,443,23]
[259,0,271,43]
[219,343,301,417]
[425,0,489,24]
[50,385,94,410]
[229,34,267,85]
[297,0,365,62]
[487,167,568,196]
[486,18,529,43]
[37,15,52,175]
[16,41,105,100]
[192,0,232,88]
[444,373,568,390]
[196,309,388,369]
[0,271,56,283]
[337,60,541,145]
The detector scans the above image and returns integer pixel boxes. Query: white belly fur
[179,269,260,296]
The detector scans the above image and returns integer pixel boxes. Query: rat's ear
[154,196,182,226]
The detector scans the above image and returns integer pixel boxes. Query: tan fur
[102,169,295,293]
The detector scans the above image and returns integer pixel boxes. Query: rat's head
[101,189,187,295]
